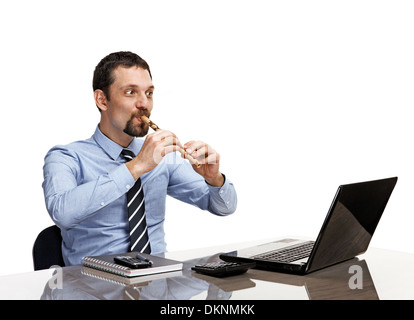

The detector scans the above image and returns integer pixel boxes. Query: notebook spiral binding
[82,256,130,276]
[81,267,128,286]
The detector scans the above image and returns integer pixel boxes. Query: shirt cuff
[206,174,233,209]
[109,164,137,194]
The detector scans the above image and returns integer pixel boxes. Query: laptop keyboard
[252,241,315,263]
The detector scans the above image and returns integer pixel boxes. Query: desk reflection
[248,258,378,300]
[41,253,378,300]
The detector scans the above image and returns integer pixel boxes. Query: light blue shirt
[42,126,237,266]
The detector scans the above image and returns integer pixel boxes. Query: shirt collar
[92,125,143,160]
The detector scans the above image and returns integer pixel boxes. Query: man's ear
[94,89,108,112]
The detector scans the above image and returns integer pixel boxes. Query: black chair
[33,225,65,270]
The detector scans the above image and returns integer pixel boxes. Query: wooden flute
[141,115,201,168]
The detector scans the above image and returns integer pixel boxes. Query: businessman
[42,51,237,266]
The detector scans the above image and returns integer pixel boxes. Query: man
[42,51,237,266]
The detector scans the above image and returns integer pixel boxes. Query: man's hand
[126,129,182,180]
[183,140,224,187]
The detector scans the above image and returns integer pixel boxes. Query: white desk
[1,240,414,300]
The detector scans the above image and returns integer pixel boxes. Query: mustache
[133,110,151,119]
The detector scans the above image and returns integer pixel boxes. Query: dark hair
[93,51,152,101]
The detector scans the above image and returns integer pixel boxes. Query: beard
[123,111,150,137]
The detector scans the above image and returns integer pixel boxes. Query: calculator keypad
[192,261,256,277]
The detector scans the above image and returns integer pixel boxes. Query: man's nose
[136,91,149,108]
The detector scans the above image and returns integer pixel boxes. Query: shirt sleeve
[205,174,237,215]
[42,146,135,229]
[166,157,237,216]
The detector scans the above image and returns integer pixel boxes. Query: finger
[153,130,183,148]
[190,145,208,160]
[198,151,220,165]
[184,140,206,156]
[153,129,176,140]
[183,140,195,150]
[191,144,217,160]
[161,135,183,149]
[153,144,182,164]
[160,145,182,158]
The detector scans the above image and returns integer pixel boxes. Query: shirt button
[100,202,105,206]
[226,201,230,205]
[126,184,131,189]
[219,190,224,194]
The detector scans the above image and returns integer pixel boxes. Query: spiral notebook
[81,252,183,278]
[81,266,183,286]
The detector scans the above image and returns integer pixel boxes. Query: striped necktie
[121,148,151,253]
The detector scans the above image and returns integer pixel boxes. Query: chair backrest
[32,225,65,270]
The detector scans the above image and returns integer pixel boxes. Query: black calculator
[192,261,256,277]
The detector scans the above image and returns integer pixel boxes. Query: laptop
[220,177,398,275]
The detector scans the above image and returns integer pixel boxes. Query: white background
[0,0,413,276]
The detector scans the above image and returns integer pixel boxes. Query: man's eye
[125,90,134,95]
[146,91,154,97]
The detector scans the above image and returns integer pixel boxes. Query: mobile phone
[114,256,152,269]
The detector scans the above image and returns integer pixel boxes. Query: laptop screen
[306,177,397,273]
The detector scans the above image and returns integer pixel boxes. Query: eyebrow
[121,84,155,90]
